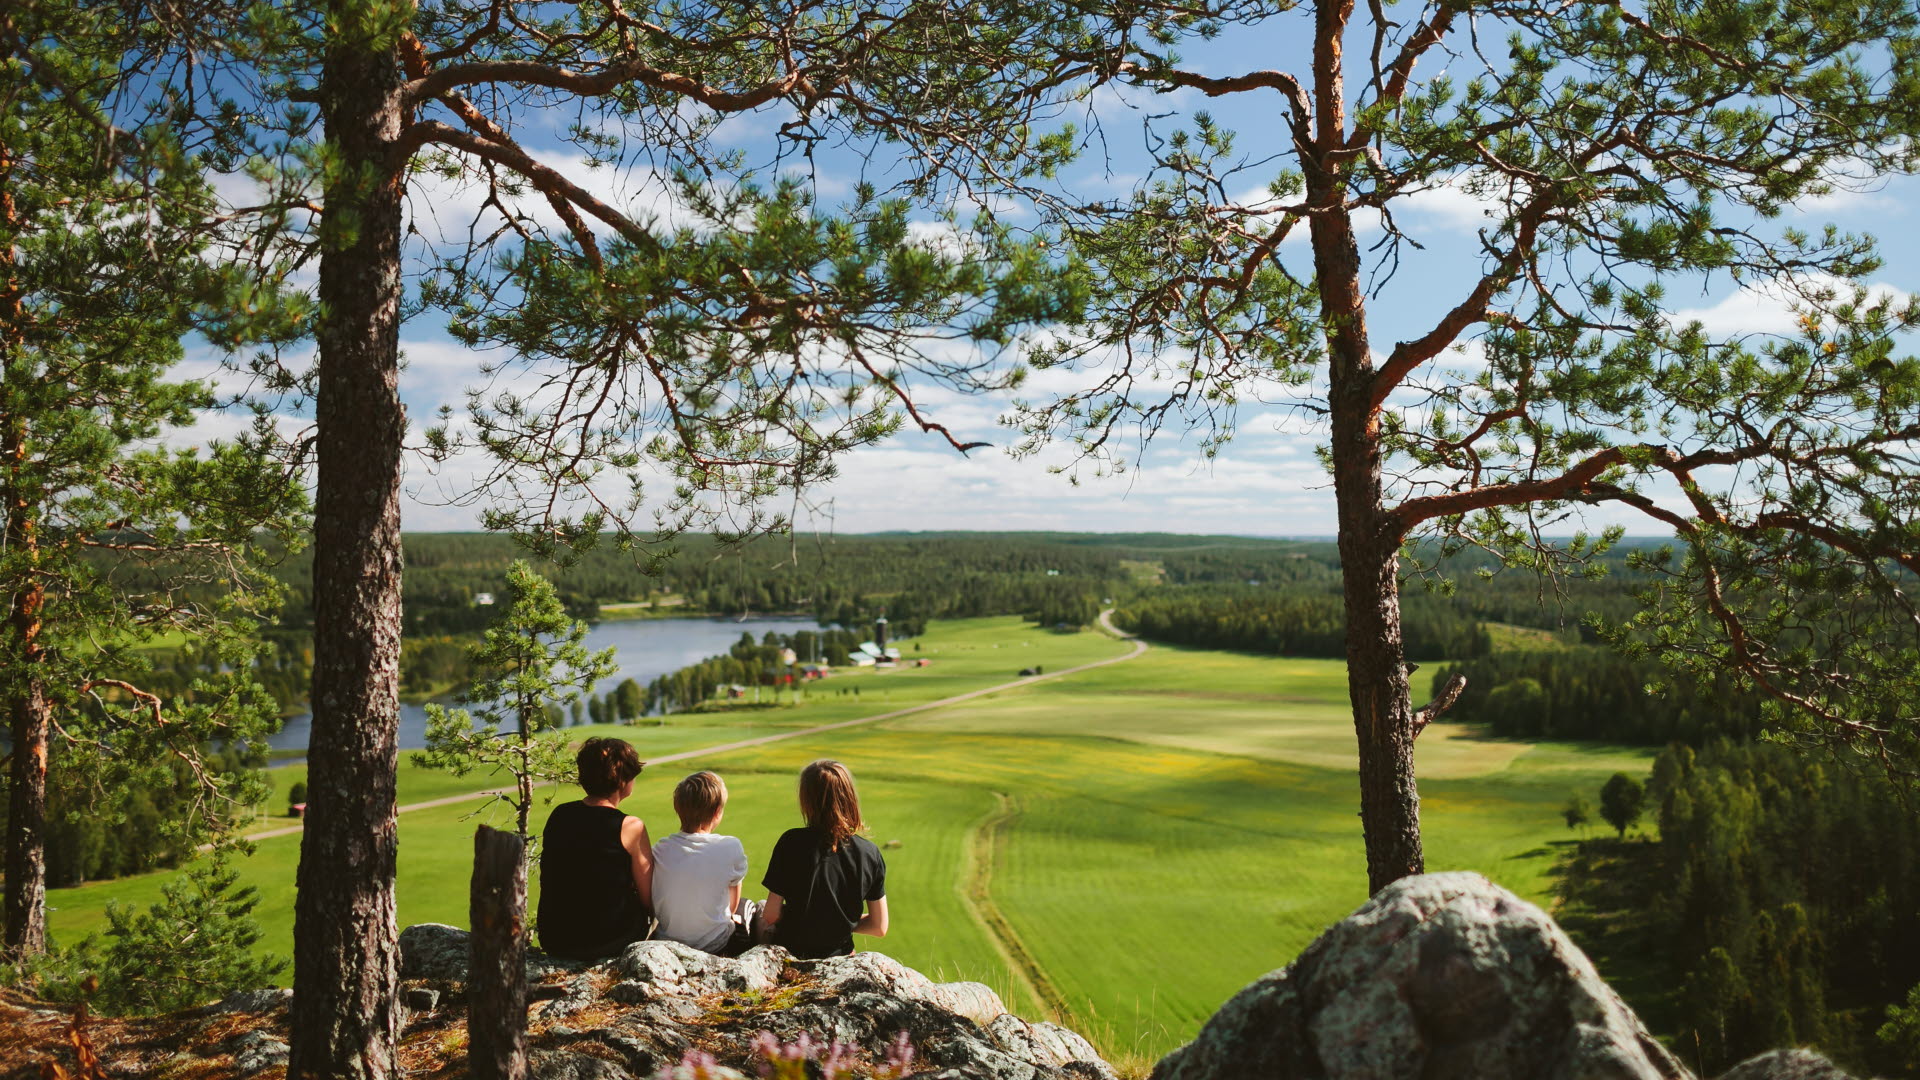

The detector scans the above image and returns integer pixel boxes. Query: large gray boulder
[1153,871,1691,1080]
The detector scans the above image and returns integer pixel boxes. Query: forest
[1432,650,1769,745]
[1559,741,1920,1075]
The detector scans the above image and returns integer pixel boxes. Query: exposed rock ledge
[392,927,1115,1080]
[1,872,1874,1080]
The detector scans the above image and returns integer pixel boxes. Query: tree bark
[0,128,49,960]
[1320,216,1425,895]
[1332,523,1423,893]
[1327,317,1427,895]
[1308,0,1424,895]
[469,825,529,1080]
[287,17,408,1079]
[2,591,49,958]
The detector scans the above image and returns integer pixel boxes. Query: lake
[267,614,821,753]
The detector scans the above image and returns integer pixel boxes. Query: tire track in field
[235,610,1147,845]
[960,791,1071,1024]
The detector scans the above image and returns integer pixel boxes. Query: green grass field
[44,615,1652,1064]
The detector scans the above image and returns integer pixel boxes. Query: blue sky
[177,13,1920,538]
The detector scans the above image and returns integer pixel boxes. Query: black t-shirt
[762,826,887,959]
[536,801,647,959]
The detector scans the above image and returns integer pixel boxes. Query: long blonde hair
[799,759,863,851]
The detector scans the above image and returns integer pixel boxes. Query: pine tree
[106,5,1085,1066]
[841,0,1920,891]
[0,1,304,958]
[93,854,287,1015]
[413,561,617,840]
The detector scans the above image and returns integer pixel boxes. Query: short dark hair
[577,737,643,799]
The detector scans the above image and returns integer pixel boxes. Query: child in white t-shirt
[650,771,755,956]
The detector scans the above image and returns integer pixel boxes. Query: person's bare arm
[762,892,783,930]
[853,896,888,938]
[622,816,654,909]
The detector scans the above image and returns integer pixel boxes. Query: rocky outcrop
[1151,872,1863,1080]
[392,931,1116,1080]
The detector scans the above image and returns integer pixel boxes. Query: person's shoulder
[847,834,884,859]
[768,827,812,858]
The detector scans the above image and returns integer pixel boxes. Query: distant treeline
[1115,587,1495,661]
[238,532,1148,708]
[1110,544,1659,663]
[268,532,1144,636]
[211,531,1690,713]
[1585,741,1920,1075]
[1434,650,1767,745]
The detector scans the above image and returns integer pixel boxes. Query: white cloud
[1670,274,1912,338]
[1395,175,1513,232]
[404,151,712,247]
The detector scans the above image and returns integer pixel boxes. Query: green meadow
[45,616,1651,1063]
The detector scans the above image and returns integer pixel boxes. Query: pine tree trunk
[1327,332,1427,894]
[2,598,49,958]
[0,132,48,959]
[1333,527,1423,893]
[1319,226,1425,894]
[287,19,408,1079]
[1306,17,1426,892]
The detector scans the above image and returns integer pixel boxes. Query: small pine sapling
[413,561,617,840]
[21,854,289,1015]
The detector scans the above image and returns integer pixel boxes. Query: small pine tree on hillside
[17,854,285,1015]
[413,561,617,839]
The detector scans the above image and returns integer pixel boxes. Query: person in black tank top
[537,737,654,959]
[761,760,888,959]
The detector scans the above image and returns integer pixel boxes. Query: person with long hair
[536,737,653,959]
[760,759,888,959]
